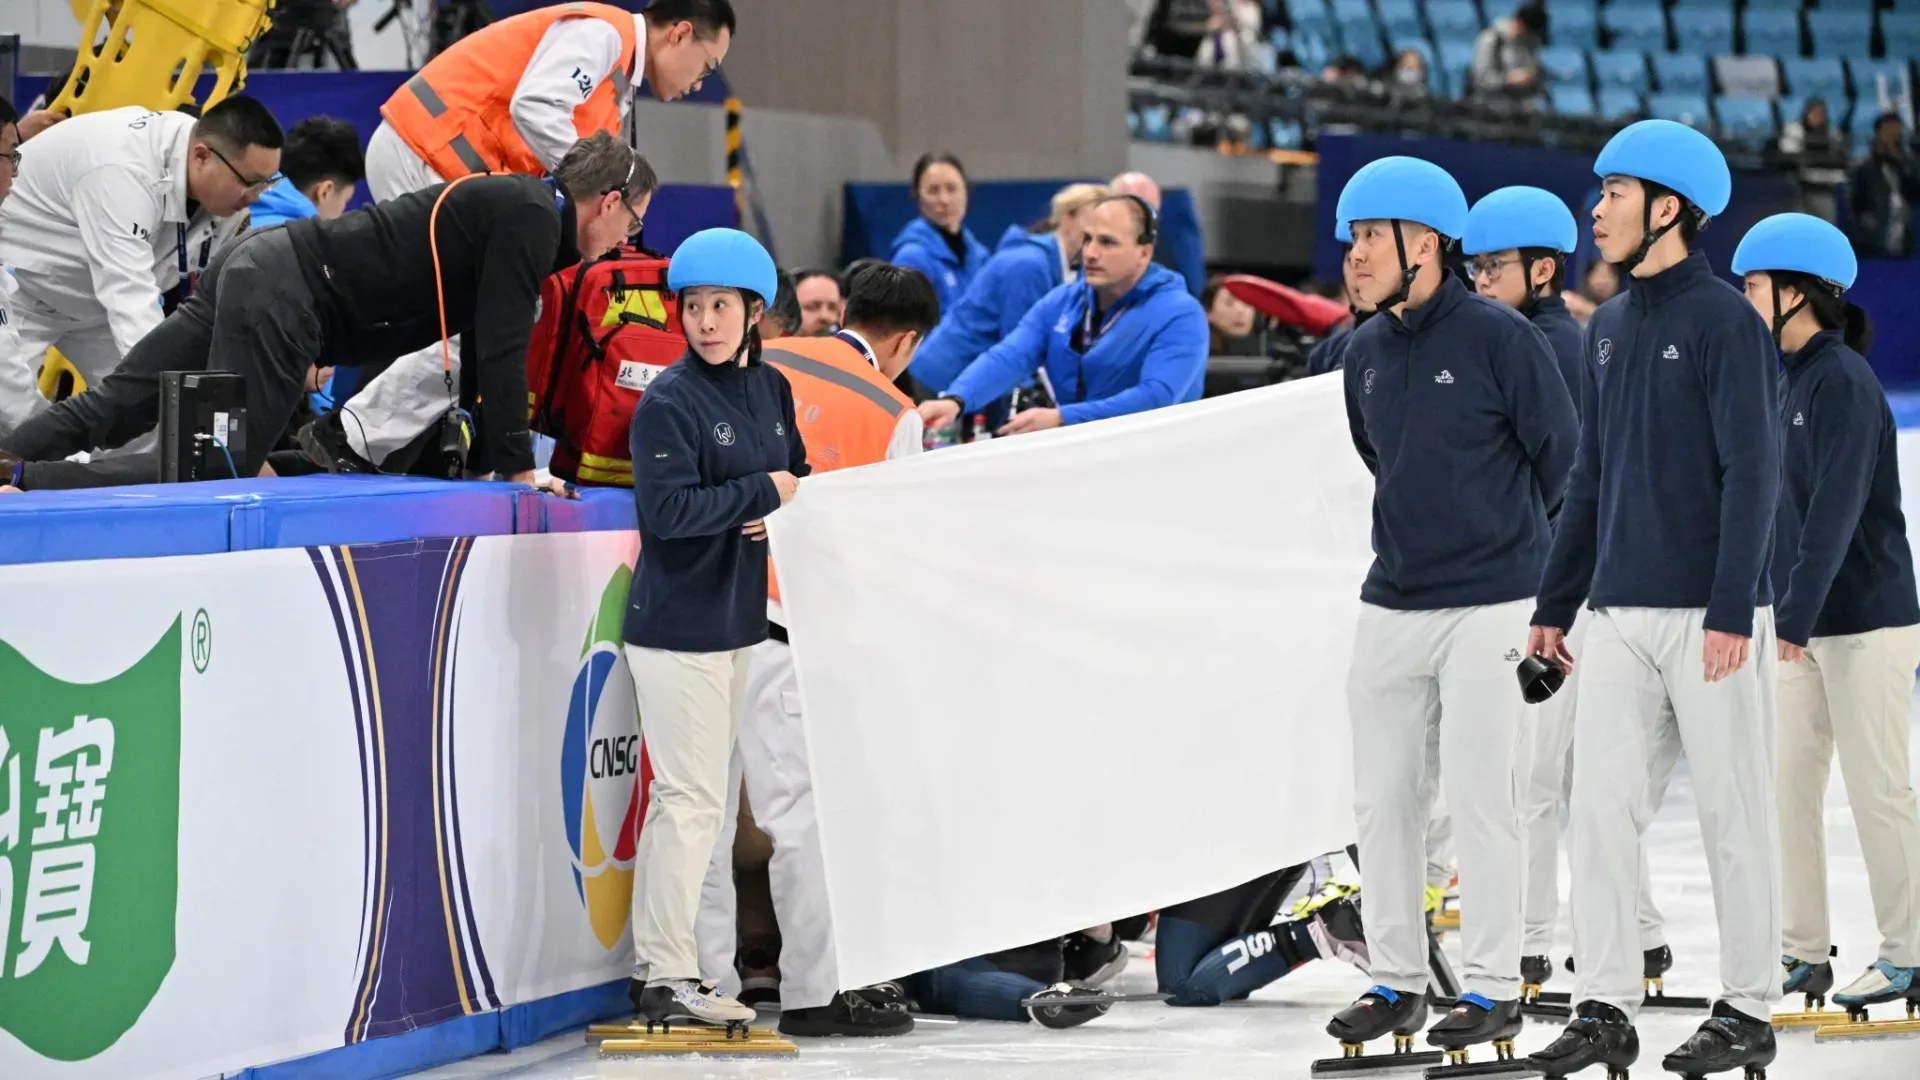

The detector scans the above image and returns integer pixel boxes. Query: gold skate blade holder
[1772,995,1844,1029]
[1813,999,1920,1041]
[588,1019,797,1055]
[1432,909,1461,932]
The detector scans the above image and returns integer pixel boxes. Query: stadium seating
[1743,0,1800,8]
[1552,84,1599,115]
[1805,10,1872,58]
[1292,27,1334,69]
[1884,13,1920,62]
[1603,3,1669,53]
[1599,86,1647,120]
[1649,91,1714,130]
[1652,52,1710,95]
[1782,56,1848,101]
[1337,13,1388,68]
[1553,6,1602,50]
[1376,0,1425,43]
[1435,35,1479,92]
[1592,50,1652,93]
[1670,9,1735,55]
[1540,45,1592,89]
[1715,96,1775,140]
[1740,9,1800,56]
[1287,0,1334,37]
[1851,59,1915,110]
[1424,0,1484,41]
[1715,55,1781,98]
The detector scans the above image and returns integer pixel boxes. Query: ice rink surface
[416,711,1920,1080]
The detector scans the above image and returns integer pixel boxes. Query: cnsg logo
[560,566,650,950]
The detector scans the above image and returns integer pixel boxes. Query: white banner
[769,374,1376,989]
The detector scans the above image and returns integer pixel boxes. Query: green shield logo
[0,617,182,1061]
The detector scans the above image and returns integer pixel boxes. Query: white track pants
[694,637,842,1011]
[1519,611,1670,957]
[1350,600,1532,1002]
[1779,624,1920,968]
[0,285,126,440]
[341,121,459,466]
[1569,607,1780,1021]
[626,644,751,984]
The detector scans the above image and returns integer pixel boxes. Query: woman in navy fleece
[623,228,809,1030]
[1733,213,1920,1023]
[888,151,991,319]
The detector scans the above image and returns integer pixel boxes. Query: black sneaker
[1528,1000,1638,1079]
[778,990,914,1037]
[296,411,379,474]
[1062,932,1128,988]
[1661,1002,1776,1077]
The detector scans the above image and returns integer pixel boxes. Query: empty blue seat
[1820,0,1876,10]
[1337,14,1387,67]
[1329,0,1371,18]
[1592,50,1651,93]
[1652,52,1710,95]
[1598,87,1645,120]
[1434,36,1475,95]
[1553,7,1600,50]
[1883,13,1920,59]
[1670,9,1735,55]
[1852,59,1915,102]
[1806,11,1872,58]
[1552,84,1598,115]
[1741,9,1800,57]
[1668,0,1732,7]
[1377,0,1425,42]
[1602,3,1667,53]
[1714,54,1782,98]
[1649,92,1713,131]
[1540,45,1591,89]
[1424,0,1483,40]
[1287,0,1333,33]
[1782,56,1848,100]
[1293,27,1333,69]
[1715,96,1775,140]
[1744,0,1799,9]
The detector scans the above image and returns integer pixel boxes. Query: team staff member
[1463,186,1676,993]
[1305,222,1374,376]
[694,263,940,1038]
[1324,157,1575,1059]
[624,228,807,1029]
[251,116,365,227]
[0,97,281,438]
[890,152,990,317]
[793,269,844,336]
[1732,214,1920,1018]
[316,0,735,471]
[916,196,1208,435]
[1527,121,1782,1080]
[909,182,1108,394]
[0,134,652,490]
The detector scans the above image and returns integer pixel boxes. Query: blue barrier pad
[539,488,639,534]
[0,486,238,565]
[224,476,522,550]
[1891,391,1920,429]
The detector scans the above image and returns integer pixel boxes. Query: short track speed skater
[1312,986,1446,1075]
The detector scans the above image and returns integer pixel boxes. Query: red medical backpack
[527,243,683,486]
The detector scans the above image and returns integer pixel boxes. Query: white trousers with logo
[1349,599,1533,1002]
[1778,623,1920,968]
[341,122,462,466]
[0,284,131,443]
[1569,607,1780,1021]
[693,636,843,1011]
[625,643,751,984]
[1519,610,1670,958]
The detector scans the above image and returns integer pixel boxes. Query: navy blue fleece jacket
[1770,330,1919,646]
[1529,293,1587,423]
[1342,274,1579,610]
[1534,250,1781,636]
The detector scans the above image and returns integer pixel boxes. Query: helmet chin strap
[1620,190,1683,274]
[1768,277,1807,351]
[1517,253,1544,316]
[1379,221,1420,315]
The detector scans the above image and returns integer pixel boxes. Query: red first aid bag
[527,242,682,486]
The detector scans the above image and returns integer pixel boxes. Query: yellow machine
[52,0,276,116]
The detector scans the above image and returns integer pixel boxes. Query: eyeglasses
[2,149,18,172]
[620,197,645,238]
[207,143,280,193]
[1468,256,1521,281]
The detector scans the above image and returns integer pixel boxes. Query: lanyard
[832,329,878,370]
[175,222,210,298]
[1073,289,1137,353]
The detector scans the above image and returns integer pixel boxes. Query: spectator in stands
[890,152,990,319]
[1850,113,1920,258]
[1772,98,1848,224]
[758,270,801,339]
[252,116,365,226]
[1202,275,1262,356]
[915,195,1209,436]
[1193,0,1266,72]
[1470,1,1546,103]
[0,134,654,491]
[793,269,845,336]
[1321,55,1370,91]
[0,96,282,441]
[1388,48,1431,103]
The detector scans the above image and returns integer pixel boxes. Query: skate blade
[1640,992,1712,1011]
[598,1028,796,1055]
[1771,1009,1846,1029]
[1814,1017,1920,1041]
[1533,990,1572,1005]
[588,1020,771,1042]
[1520,1001,1572,1020]
[1422,1061,1535,1079]
[1431,910,1461,932]
[1310,1049,1447,1075]
[1017,991,1170,1008]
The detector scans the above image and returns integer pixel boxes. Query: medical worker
[0,97,280,438]
[1732,213,1920,1020]
[693,262,940,1037]
[304,0,734,472]
[624,228,807,1028]
[1527,120,1782,1080]
[889,152,990,317]
[908,182,1109,394]
[1328,156,1576,1059]
[1462,185,1675,993]
[915,195,1208,436]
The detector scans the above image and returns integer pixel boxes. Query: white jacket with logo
[0,107,247,358]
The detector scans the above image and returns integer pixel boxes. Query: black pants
[8,228,324,489]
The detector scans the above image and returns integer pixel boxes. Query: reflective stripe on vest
[768,349,908,419]
[404,75,490,176]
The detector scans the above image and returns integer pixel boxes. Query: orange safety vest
[763,334,914,605]
[382,2,637,181]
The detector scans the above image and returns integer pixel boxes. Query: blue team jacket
[943,262,1210,426]
[1343,274,1578,610]
[1770,330,1920,646]
[1534,250,1781,637]
[624,351,810,653]
[909,228,1064,393]
[890,216,991,318]
[250,177,320,228]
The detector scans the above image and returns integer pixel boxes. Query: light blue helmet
[668,229,779,307]
[1593,119,1732,217]
[1731,213,1857,290]
[1334,156,1470,240]
[1336,218,1352,243]
[1463,187,1579,256]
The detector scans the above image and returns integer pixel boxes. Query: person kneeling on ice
[1732,214,1920,1024]
[623,228,808,1029]
[1157,867,1370,1007]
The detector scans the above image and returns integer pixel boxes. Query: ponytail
[1842,301,1874,356]
[1776,270,1870,354]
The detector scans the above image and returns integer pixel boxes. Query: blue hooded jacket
[943,262,1209,426]
[250,177,320,228]
[890,216,991,318]
[909,227,1066,393]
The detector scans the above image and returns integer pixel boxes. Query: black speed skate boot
[1527,1001,1638,1080]
[1024,983,1114,1030]
[1772,953,1839,1028]
[1313,987,1443,1075]
[778,989,914,1038]
[1426,994,1528,1076]
[1062,930,1128,988]
[1521,955,1555,1004]
[1661,1002,1776,1079]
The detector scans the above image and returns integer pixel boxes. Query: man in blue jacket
[914,195,1208,436]
[1324,156,1577,1063]
[1526,121,1783,1080]
[249,116,364,228]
